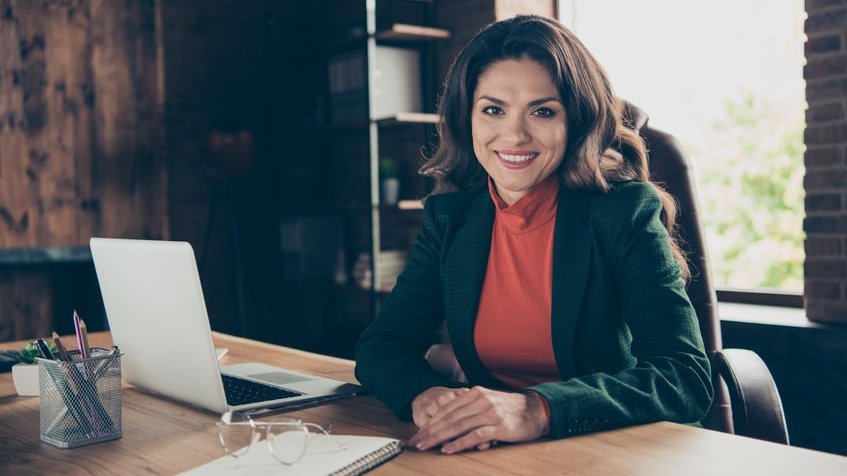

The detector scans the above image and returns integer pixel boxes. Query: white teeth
[498,153,536,163]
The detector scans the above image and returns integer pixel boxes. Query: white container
[12,363,39,396]
[381,178,400,205]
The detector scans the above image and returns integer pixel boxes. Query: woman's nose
[502,116,531,144]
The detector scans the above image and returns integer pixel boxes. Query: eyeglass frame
[216,411,347,465]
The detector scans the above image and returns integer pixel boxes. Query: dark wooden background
[0,0,167,339]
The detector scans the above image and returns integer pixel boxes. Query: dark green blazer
[354,181,714,438]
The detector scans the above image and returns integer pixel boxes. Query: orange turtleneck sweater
[473,175,561,389]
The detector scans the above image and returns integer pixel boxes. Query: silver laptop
[90,237,360,415]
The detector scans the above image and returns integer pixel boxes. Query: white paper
[178,434,400,476]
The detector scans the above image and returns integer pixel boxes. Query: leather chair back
[622,101,734,433]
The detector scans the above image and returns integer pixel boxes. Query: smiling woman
[471,59,568,205]
[355,14,713,455]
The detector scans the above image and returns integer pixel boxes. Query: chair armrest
[713,348,790,444]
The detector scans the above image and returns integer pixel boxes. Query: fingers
[441,427,496,454]
[421,393,491,442]
[427,387,483,426]
[412,387,469,428]
[412,402,493,451]
[410,388,548,455]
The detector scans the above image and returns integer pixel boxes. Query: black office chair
[623,100,790,444]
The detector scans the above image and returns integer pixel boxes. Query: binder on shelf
[370,46,421,121]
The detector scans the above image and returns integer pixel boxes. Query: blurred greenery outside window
[559,0,806,294]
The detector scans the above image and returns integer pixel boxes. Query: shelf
[376,112,439,126]
[375,23,450,42]
[0,246,92,266]
[392,200,424,210]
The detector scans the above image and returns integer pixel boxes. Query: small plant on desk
[12,341,57,397]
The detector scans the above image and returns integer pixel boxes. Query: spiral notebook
[178,434,403,476]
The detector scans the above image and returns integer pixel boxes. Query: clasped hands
[408,386,549,454]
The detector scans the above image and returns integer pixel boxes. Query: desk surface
[2,332,846,476]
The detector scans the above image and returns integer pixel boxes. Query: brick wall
[804,0,847,323]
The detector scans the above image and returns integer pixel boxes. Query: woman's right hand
[411,386,470,428]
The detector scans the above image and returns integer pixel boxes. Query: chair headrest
[622,100,649,131]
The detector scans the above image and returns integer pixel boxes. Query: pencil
[79,319,91,359]
[52,331,71,362]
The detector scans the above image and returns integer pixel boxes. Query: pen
[35,338,56,360]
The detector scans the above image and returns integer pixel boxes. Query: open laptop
[90,237,360,415]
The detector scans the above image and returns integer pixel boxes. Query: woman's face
[471,58,568,205]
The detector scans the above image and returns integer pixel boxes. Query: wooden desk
[2,332,846,475]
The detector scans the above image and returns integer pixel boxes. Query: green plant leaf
[17,341,59,364]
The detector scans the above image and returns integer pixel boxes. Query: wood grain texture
[1,332,846,475]
[0,0,167,247]
[0,0,166,341]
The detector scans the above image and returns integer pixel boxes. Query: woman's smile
[471,58,568,206]
[496,150,539,169]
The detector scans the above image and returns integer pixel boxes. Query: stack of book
[353,250,407,292]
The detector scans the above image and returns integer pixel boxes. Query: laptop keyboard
[222,374,301,406]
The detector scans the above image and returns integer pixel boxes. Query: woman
[354,14,713,454]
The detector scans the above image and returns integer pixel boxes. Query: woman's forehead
[474,59,560,100]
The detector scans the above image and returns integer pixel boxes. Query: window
[559,0,806,297]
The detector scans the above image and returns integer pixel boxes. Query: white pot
[12,363,39,397]
[381,178,400,205]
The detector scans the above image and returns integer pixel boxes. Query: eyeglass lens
[219,412,255,457]
[267,424,309,464]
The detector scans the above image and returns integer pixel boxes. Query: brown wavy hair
[420,14,689,279]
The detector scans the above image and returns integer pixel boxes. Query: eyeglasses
[217,411,347,465]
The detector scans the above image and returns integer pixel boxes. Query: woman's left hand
[407,386,549,454]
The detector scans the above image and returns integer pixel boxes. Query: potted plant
[12,341,56,397]
[379,158,400,205]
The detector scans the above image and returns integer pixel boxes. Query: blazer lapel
[442,189,502,388]
[551,186,592,378]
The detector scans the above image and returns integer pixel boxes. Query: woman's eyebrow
[476,95,562,107]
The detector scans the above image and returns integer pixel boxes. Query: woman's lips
[496,151,538,170]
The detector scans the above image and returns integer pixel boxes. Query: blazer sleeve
[527,182,714,438]
[354,197,464,420]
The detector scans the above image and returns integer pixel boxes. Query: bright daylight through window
[559,0,806,292]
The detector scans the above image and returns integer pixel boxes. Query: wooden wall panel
[0,0,165,341]
[0,0,166,247]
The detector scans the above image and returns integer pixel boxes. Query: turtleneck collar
[487,174,560,234]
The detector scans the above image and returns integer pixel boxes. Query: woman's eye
[481,105,503,115]
[533,107,555,118]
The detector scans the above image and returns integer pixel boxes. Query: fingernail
[442,446,453,454]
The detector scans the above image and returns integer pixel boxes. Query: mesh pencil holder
[37,349,123,448]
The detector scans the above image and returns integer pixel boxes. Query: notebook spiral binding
[329,440,403,476]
